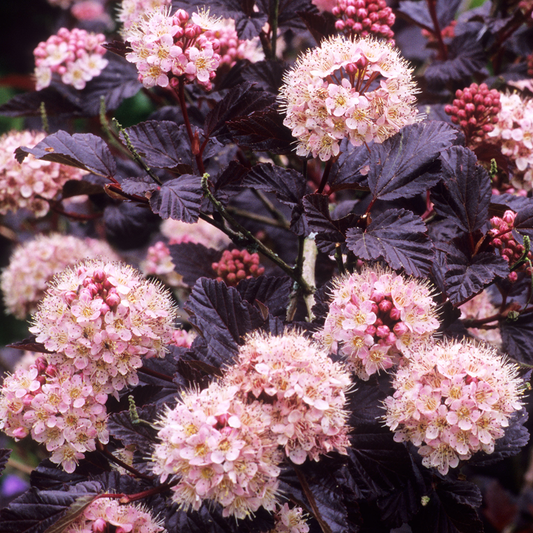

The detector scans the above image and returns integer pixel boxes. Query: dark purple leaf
[298,10,338,43]
[410,478,483,533]
[61,179,104,199]
[245,163,307,208]
[501,310,533,365]
[185,279,265,365]
[121,121,193,171]
[120,176,159,196]
[256,0,317,31]
[108,405,159,456]
[0,449,11,479]
[149,175,202,223]
[330,141,371,190]
[212,160,249,193]
[7,336,52,354]
[425,34,487,89]
[204,83,275,139]
[0,87,81,118]
[469,409,529,466]
[168,242,221,286]
[444,250,509,305]
[514,205,533,239]
[367,122,458,201]
[235,276,292,317]
[241,60,286,93]
[227,104,295,154]
[30,460,106,492]
[376,476,423,529]
[346,209,433,277]
[431,146,491,234]
[15,131,116,178]
[234,11,268,39]
[398,0,462,30]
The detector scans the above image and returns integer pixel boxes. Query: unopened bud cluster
[332,0,395,42]
[489,209,532,281]
[152,331,352,519]
[62,497,164,533]
[317,267,439,380]
[0,260,177,471]
[488,92,533,190]
[1,234,119,319]
[384,339,523,475]
[445,83,501,147]
[33,27,108,91]
[279,35,420,161]
[0,130,85,217]
[212,249,265,286]
[421,20,456,42]
[124,8,221,90]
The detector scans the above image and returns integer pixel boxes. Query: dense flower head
[124,7,221,90]
[445,83,501,148]
[0,352,109,473]
[1,234,119,319]
[332,0,396,42]
[384,339,524,475]
[62,497,164,533]
[489,209,532,281]
[29,259,177,396]
[225,331,352,464]
[71,1,112,24]
[488,92,533,190]
[317,267,440,380]
[141,241,183,287]
[118,0,172,34]
[151,382,282,519]
[170,328,196,348]
[0,130,85,217]
[33,27,108,91]
[212,249,265,286]
[278,35,420,161]
[267,503,310,533]
[459,291,502,349]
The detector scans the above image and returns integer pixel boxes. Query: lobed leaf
[501,310,533,365]
[346,209,433,277]
[15,131,116,178]
[149,175,202,223]
[235,276,292,317]
[514,204,533,239]
[168,242,221,287]
[397,0,462,31]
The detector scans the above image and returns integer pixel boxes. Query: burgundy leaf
[149,175,202,223]
[346,209,433,277]
[15,131,116,178]
[501,310,533,365]
[168,242,221,287]
[514,204,533,239]
[397,0,462,31]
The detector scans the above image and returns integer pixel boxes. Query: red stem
[426,0,447,61]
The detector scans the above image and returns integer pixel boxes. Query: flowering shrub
[2,0,533,532]
[384,339,523,475]
[33,28,108,91]
[279,34,420,161]
[0,130,85,217]
[1,234,119,319]
[317,267,440,379]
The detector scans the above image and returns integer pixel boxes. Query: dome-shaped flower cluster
[142,241,183,287]
[489,209,532,281]
[445,83,501,148]
[118,0,171,33]
[0,130,85,217]
[0,353,109,473]
[278,35,420,161]
[62,497,164,533]
[1,234,119,319]
[124,7,221,90]
[488,92,533,190]
[384,339,523,475]
[152,383,282,519]
[332,0,395,42]
[459,291,502,349]
[225,332,352,464]
[212,249,265,286]
[33,27,108,91]
[317,267,440,380]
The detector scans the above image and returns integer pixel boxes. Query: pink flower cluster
[225,332,352,464]
[124,7,221,90]
[152,382,282,519]
[1,233,119,319]
[33,28,108,91]
[445,83,501,148]
[212,249,265,286]
[267,503,310,533]
[0,130,85,217]
[62,497,164,533]
[170,328,196,348]
[142,241,183,287]
[0,353,109,473]
[332,0,395,42]
[118,0,171,34]
[278,35,420,161]
[459,291,502,349]
[384,339,524,475]
[489,209,532,281]
[317,267,440,380]
[152,331,351,518]
[488,92,533,190]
